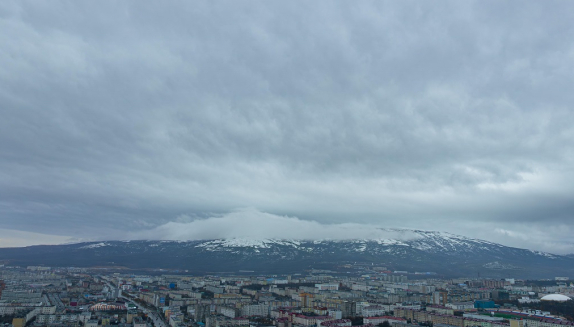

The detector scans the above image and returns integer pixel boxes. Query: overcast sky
[1,1,574,253]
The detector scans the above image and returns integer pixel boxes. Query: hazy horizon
[1,209,573,255]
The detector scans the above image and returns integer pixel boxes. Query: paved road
[99,276,168,327]
[121,295,167,327]
[47,292,65,310]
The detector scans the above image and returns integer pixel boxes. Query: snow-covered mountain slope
[187,229,541,258]
[0,229,572,278]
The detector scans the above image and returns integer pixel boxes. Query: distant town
[0,265,573,327]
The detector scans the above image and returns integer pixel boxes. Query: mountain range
[1,229,572,278]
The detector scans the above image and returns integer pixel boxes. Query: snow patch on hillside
[530,250,558,259]
[196,238,301,250]
[80,242,109,249]
[374,239,408,246]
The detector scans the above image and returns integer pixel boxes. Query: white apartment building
[363,316,406,325]
[447,302,475,310]
[362,305,386,317]
[241,304,270,317]
[220,306,238,318]
[316,284,340,291]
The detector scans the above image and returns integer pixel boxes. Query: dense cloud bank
[130,209,421,241]
[1,1,573,252]
[130,209,574,255]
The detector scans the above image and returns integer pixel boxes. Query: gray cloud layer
[130,209,424,241]
[1,1,574,252]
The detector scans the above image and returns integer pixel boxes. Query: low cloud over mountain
[130,208,422,241]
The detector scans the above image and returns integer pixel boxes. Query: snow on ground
[80,242,109,249]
